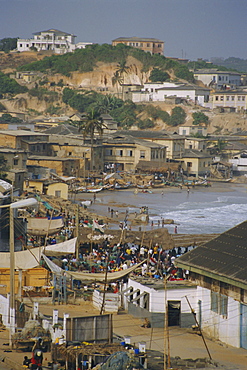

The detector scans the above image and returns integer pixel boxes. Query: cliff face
[1,54,153,114]
[49,56,151,91]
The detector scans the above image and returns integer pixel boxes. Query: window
[215,96,219,101]
[147,43,150,47]
[127,150,133,157]
[231,96,235,101]
[226,96,230,101]
[187,162,192,167]
[69,152,72,156]
[105,149,112,156]
[238,96,241,101]
[116,149,123,156]
[189,145,192,149]
[158,44,161,48]
[211,291,218,313]
[140,43,143,47]
[55,190,61,198]
[140,151,145,158]
[219,76,221,81]
[211,291,228,317]
[220,295,228,317]
[220,96,224,101]
[136,43,138,46]
[226,76,228,81]
[20,44,22,47]
[242,96,245,101]
[13,159,18,166]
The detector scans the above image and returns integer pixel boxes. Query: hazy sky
[1,0,247,61]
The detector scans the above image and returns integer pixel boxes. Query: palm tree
[112,71,123,98]
[95,94,123,113]
[115,59,130,100]
[78,108,106,172]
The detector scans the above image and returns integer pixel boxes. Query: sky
[1,0,247,61]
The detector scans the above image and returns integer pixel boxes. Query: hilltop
[0,46,246,134]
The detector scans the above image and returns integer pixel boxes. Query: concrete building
[27,156,80,177]
[135,83,210,106]
[176,220,247,349]
[180,149,212,177]
[118,130,185,160]
[179,125,208,137]
[17,29,77,53]
[112,37,164,55]
[229,151,247,175]
[206,90,247,111]
[123,276,197,328]
[194,69,241,89]
[103,133,166,172]
[17,29,92,54]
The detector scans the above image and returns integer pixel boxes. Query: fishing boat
[27,216,64,236]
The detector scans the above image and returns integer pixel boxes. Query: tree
[192,111,209,125]
[149,68,170,82]
[0,38,17,52]
[77,109,106,171]
[0,154,9,180]
[167,106,186,126]
[112,71,123,97]
[93,94,123,114]
[137,118,155,129]
[0,113,22,123]
[0,71,27,96]
[115,59,130,99]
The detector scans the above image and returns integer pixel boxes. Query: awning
[43,238,77,256]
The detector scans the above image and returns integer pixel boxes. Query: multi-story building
[207,90,247,111]
[194,69,241,89]
[112,37,164,55]
[103,133,166,172]
[17,29,77,54]
[133,82,210,106]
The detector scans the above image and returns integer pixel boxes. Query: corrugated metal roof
[176,220,247,285]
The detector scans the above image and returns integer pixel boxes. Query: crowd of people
[44,238,192,284]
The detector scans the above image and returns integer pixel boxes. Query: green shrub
[150,68,170,82]
[167,106,186,126]
[137,118,154,129]
[0,71,27,95]
[192,111,209,125]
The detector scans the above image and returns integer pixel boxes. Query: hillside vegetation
[18,43,194,81]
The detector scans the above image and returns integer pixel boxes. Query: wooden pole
[185,295,212,360]
[100,256,109,315]
[75,203,79,260]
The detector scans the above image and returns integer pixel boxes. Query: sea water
[87,182,247,235]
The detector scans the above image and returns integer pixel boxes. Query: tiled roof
[44,124,79,135]
[176,220,247,286]
[33,29,75,36]
[181,149,212,159]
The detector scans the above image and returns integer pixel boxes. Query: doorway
[168,301,181,326]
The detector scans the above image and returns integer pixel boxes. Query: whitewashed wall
[0,294,9,327]
[128,279,197,315]
[197,286,240,348]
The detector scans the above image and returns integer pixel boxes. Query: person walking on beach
[111,209,114,217]
[174,225,178,234]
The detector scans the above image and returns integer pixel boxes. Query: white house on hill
[132,82,210,106]
[17,29,93,54]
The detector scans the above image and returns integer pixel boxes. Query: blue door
[240,304,247,349]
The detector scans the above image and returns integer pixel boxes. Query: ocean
[85,182,247,235]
